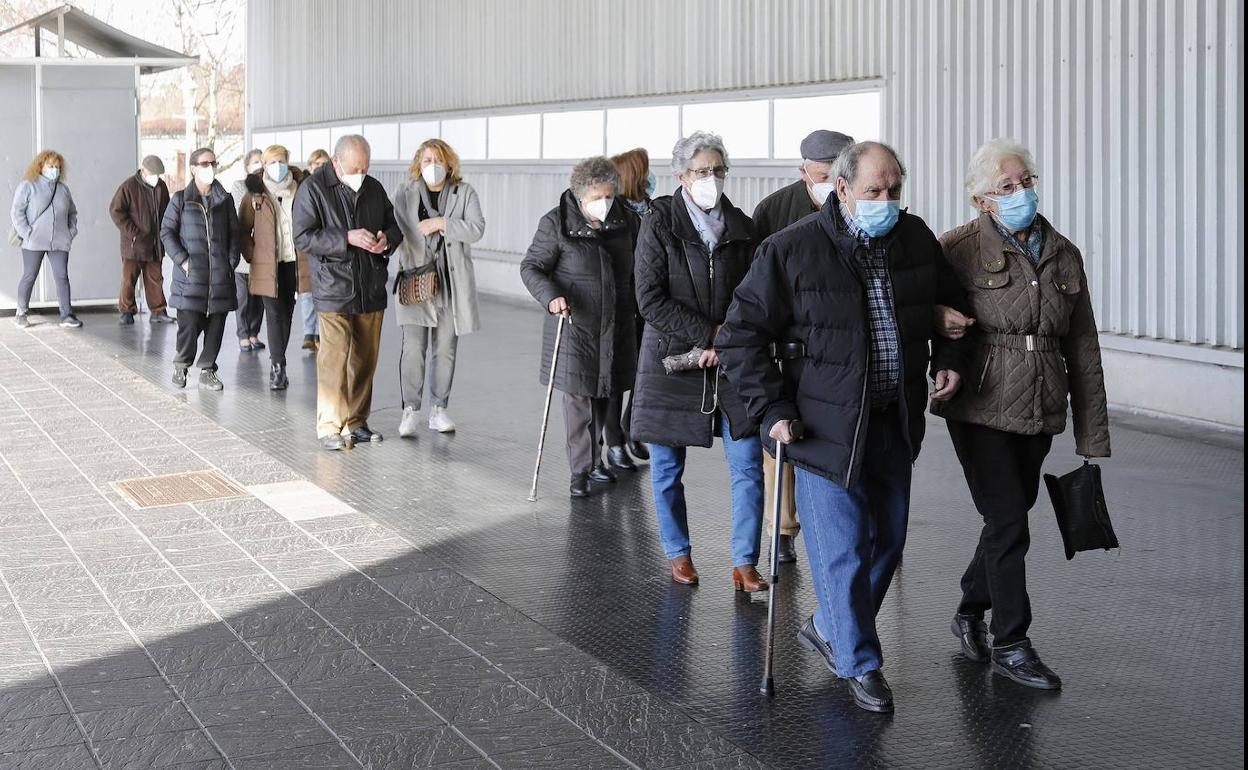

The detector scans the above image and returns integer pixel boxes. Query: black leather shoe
[588,464,616,484]
[796,616,837,675]
[251,340,266,350]
[952,613,990,663]
[320,434,347,451]
[606,446,636,471]
[350,425,383,444]
[848,671,895,713]
[172,367,187,388]
[569,473,590,498]
[269,363,288,391]
[991,641,1062,690]
[777,534,798,564]
[628,440,649,461]
[119,313,135,325]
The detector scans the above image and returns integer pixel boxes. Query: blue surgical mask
[266,162,289,182]
[990,187,1039,231]
[853,199,901,237]
[42,166,60,182]
[644,171,656,198]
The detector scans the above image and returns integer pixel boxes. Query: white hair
[965,138,1037,205]
[333,134,371,159]
[671,130,729,175]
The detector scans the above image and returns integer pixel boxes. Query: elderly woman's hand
[698,348,720,368]
[547,297,571,317]
[418,217,445,236]
[935,305,976,339]
[930,369,962,401]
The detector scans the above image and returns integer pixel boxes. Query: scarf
[682,189,726,252]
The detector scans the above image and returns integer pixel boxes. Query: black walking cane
[761,341,805,697]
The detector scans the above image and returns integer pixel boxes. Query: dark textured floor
[75,298,1245,769]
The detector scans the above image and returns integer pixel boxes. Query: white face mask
[193,166,216,186]
[809,182,836,205]
[341,173,365,192]
[689,176,723,210]
[143,173,160,187]
[247,161,262,175]
[266,162,289,182]
[42,166,60,182]
[583,196,612,223]
[421,163,447,187]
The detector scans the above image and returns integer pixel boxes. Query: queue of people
[9,128,1109,715]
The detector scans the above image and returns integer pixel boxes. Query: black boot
[269,362,288,391]
[777,534,798,564]
[606,446,636,471]
[991,641,1062,690]
[588,464,617,484]
[628,440,650,461]
[569,473,590,498]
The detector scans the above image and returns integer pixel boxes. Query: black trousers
[261,262,298,365]
[174,309,227,372]
[947,420,1054,647]
[234,272,264,340]
[601,392,626,448]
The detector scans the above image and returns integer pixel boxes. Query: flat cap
[800,130,855,162]
[140,155,165,175]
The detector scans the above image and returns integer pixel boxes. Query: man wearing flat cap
[110,155,174,325]
[749,129,854,564]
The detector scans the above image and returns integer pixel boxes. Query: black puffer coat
[520,190,638,398]
[160,180,239,314]
[292,162,402,315]
[718,200,969,487]
[630,191,757,448]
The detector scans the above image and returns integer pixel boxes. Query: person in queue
[934,138,1110,691]
[231,148,266,352]
[292,135,402,451]
[718,141,969,713]
[629,131,767,593]
[10,150,81,328]
[392,139,486,437]
[298,148,331,352]
[520,156,639,498]
[609,147,658,467]
[238,144,306,390]
[750,128,856,565]
[109,155,174,326]
[160,147,239,391]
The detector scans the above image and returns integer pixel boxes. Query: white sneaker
[398,406,420,438]
[428,406,456,433]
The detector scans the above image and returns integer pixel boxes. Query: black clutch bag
[1043,460,1120,560]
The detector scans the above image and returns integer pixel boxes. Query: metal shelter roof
[0,4,195,73]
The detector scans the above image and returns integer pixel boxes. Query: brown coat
[933,213,1110,457]
[109,172,171,262]
[238,168,311,296]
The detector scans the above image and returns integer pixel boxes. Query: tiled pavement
[0,318,757,769]
[3,302,1244,770]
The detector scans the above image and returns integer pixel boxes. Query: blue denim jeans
[299,292,320,338]
[649,420,765,568]
[794,409,912,678]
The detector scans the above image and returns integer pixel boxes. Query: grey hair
[243,148,263,165]
[832,141,907,189]
[965,138,1037,204]
[333,134,371,159]
[188,147,215,167]
[670,130,729,175]
[569,156,619,198]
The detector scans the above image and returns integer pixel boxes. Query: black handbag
[1043,460,1120,560]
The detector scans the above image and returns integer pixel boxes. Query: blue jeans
[795,409,912,678]
[649,420,765,568]
[299,292,320,337]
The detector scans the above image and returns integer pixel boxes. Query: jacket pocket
[975,346,996,395]
[1053,274,1081,296]
[315,257,355,302]
[972,270,1011,290]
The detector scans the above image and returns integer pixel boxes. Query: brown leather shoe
[669,556,699,585]
[732,565,769,593]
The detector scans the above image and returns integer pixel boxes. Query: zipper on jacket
[846,345,869,486]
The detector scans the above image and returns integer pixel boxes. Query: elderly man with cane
[719,141,968,713]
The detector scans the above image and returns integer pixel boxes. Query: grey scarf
[418,182,447,257]
[682,189,726,252]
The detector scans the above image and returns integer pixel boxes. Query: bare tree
[170,0,246,172]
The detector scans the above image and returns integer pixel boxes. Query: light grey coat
[11,176,78,252]
[392,178,485,334]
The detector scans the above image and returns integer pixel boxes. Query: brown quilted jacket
[932,214,1110,457]
[238,167,311,297]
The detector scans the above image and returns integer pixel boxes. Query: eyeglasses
[687,165,729,180]
[991,175,1037,196]
[191,160,219,169]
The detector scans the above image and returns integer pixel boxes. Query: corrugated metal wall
[249,0,1244,353]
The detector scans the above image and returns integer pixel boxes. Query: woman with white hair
[520,156,639,498]
[935,138,1110,691]
[629,131,766,592]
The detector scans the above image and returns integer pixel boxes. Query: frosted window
[441,117,488,160]
[330,125,364,152]
[301,128,332,160]
[542,110,604,159]
[488,113,541,159]
[363,123,400,160]
[606,105,679,159]
[680,100,769,159]
[773,92,881,159]
[400,121,440,161]
[272,131,302,161]
[249,132,274,153]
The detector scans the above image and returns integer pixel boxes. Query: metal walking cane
[527,314,568,502]
[761,342,805,697]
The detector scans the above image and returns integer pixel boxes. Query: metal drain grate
[112,470,246,509]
